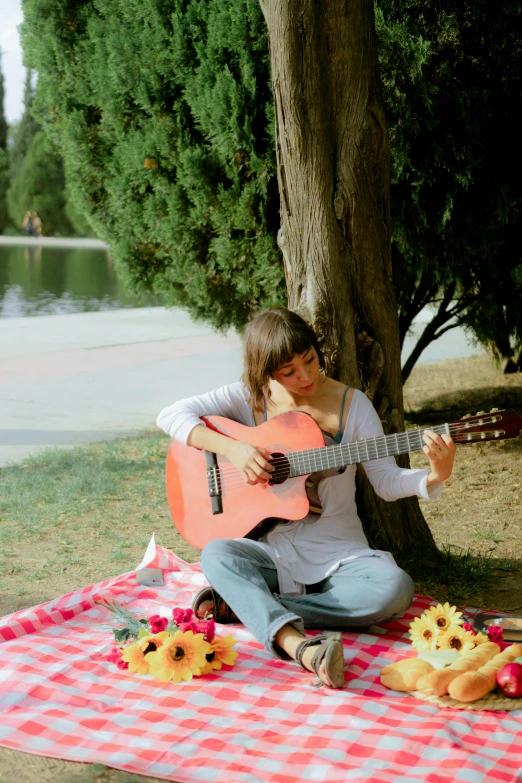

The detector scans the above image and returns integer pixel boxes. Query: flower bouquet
[409,602,506,654]
[99,601,238,683]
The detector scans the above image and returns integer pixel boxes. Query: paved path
[0,307,242,465]
[0,236,108,249]
[0,304,481,466]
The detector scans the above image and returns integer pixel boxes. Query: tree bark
[258,0,440,560]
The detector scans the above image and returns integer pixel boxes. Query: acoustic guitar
[165,408,522,549]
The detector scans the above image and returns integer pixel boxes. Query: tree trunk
[258,0,440,561]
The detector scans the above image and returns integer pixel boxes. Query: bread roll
[448,643,522,702]
[416,641,500,697]
[380,657,434,692]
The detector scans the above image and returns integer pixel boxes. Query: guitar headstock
[452,408,522,443]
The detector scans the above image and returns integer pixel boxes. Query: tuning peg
[476,411,485,415]
[462,414,471,419]
[490,407,499,412]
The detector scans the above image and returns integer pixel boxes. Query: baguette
[448,643,522,703]
[380,657,434,692]
[416,641,500,697]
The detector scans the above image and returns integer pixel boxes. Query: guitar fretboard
[287,423,450,477]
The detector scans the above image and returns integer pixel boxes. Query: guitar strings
[215,422,464,477]
[213,422,478,483]
[210,422,487,491]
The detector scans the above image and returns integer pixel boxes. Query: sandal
[295,632,345,688]
[191,586,238,624]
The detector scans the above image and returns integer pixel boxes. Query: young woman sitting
[157,307,456,688]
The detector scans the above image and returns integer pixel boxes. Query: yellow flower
[436,626,476,654]
[121,631,170,675]
[471,631,488,646]
[200,634,238,675]
[423,602,463,632]
[409,616,440,651]
[146,630,210,683]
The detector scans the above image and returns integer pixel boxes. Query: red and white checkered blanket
[0,545,521,783]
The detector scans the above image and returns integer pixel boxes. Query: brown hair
[242,307,325,412]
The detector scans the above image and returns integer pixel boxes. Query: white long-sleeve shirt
[157,382,443,595]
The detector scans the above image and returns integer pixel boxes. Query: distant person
[22,211,33,236]
[31,212,42,238]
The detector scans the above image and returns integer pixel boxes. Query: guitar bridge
[205,451,223,515]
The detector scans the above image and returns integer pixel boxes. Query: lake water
[0,243,161,317]
[0,240,480,363]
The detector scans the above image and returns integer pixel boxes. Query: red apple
[496,663,522,698]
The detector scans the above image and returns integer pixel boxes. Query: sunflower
[436,626,476,654]
[470,631,489,646]
[409,616,440,651]
[121,631,170,675]
[146,630,210,683]
[200,634,238,675]
[423,602,463,632]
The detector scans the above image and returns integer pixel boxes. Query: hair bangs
[263,325,313,377]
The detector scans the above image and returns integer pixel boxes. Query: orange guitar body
[166,412,325,549]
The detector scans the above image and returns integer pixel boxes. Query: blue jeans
[200,539,415,659]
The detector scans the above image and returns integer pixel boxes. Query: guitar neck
[287,423,451,477]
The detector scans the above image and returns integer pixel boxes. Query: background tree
[21,0,282,325]
[0,53,9,234]
[7,67,88,236]
[256,0,438,556]
[8,130,76,236]
[8,68,40,182]
[377,0,522,378]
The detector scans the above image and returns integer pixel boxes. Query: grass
[401,544,516,612]
[0,433,199,617]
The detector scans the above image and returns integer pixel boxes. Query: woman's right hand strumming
[226,441,274,485]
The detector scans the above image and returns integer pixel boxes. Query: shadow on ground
[406,385,522,425]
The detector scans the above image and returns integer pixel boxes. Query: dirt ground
[404,353,522,614]
[1,351,521,782]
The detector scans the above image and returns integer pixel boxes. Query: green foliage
[0,150,9,234]
[21,0,283,330]
[376,1,522,369]
[7,130,75,236]
[0,54,9,233]
[0,54,7,152]
[8,69,40,180]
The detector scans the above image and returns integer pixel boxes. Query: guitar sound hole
[268,453,291,485]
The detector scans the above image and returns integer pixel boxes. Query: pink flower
[197,618,215,643]
[107,646,122,663]
[108,646,129,670]
[487,625,504,643]
[179,620,198,634]
[462,622,477,636]
[173,607,193,625]
[148,614,168,634]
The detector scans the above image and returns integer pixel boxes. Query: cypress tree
[376,0,522,376]
[20,0,283,328]
[8,68,40,180]
[0,53,9,233]
[7,130,75,236]
[7,66,83,236]
[19,0,522,366]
